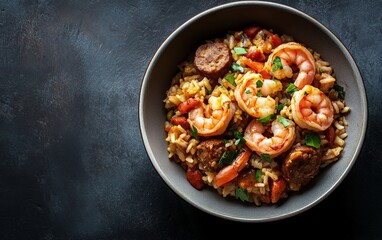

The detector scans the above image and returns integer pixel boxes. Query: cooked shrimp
[214,149,252,188]
[265,42,316,89]
[244,116,296,158]
[291,85,334,131]
[188,93,236,137]
[234,71,282,118]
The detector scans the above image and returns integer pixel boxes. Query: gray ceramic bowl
[139,1,367,222]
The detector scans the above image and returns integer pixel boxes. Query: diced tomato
[242,58,271,79]
[178,98,201,114]
[244,26,261,38]
[271,177,287,203]
[271,34,283,48]
[186,167,204,190]
[259,70,271,79]
[245,48,266,62]
[242,58,264,72]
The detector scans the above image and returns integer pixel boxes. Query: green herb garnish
[305,132,321,149]
[225,73,236,87]
[233,47,247,55]
[256,90,262,97]
[231,63,244,73]
[257,114,276,126]
[260,153,272,163]
[286,83,299,96]
[234,131,246,145]
[190,125,198,140]
[333,83,345,100]
[218,150,239,165]
[244,88,252,94]
[256,169,262,182]
[272,56,283,71]
[235,186,249,202]
[276,103,285,112]
[256,80,263,88]
[277,116,290,127]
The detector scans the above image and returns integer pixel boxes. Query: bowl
[139,1,367,222]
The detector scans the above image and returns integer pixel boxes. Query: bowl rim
[139,1,368,222]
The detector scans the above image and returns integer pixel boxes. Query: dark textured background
[0,0,381,239]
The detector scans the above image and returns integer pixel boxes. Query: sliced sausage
[170,116,190,130]
[194,42,232,78]
[178,98,201,114]
[196,139,227,172]
[186,167,204,190]
[282,145,321,190]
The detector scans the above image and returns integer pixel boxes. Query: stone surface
[0,0,381,239]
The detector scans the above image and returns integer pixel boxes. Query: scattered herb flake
[256,169,262,182]
[235,186,249,202]
[286,83,299,96]
[190,125,198,140]
[233,47,247,55]
[244,88,252,94]
[227,103,230,109]
[225,73,236,87]
[218,150,239,165]
[272,56,283,71]
[305,132,321,149]
[260,153,272,163]
[257,114,276,126]
[234,131,246,145]
[318,67,323,73]
[231,63,244,73]
[256,80,263,88]
[207,88,213,95]
[277,116,290,127]
[256,90,262,97]
[334,83,345,100]
[276,103,285,112]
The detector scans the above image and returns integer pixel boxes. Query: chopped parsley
[272,56,283,71]
[256,80,263,88]
[227,103,230,109]
[233,47,247,55]
[190,125,198,140]
[255,169,262,182]
[277,116,290,127]
[260,153,272,163]
[244,88,252,94]
[256,90,262,97]
[286,83,299,96]
[276,103,285,112]
[305,132,321,149]
[218,150,239,165]
[235,186,249,202]
[257,114,276,126]
[333,83,345,100]
[234,131,246,145]
[225,73,236,87]
[231,63,244,73]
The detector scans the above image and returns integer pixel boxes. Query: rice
[163,25,350,206]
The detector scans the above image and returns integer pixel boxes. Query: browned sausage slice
[196,139,227,171]
[282,145,321,190]
[194,42,232,78]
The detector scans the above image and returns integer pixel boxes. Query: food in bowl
[163,25,350,206]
